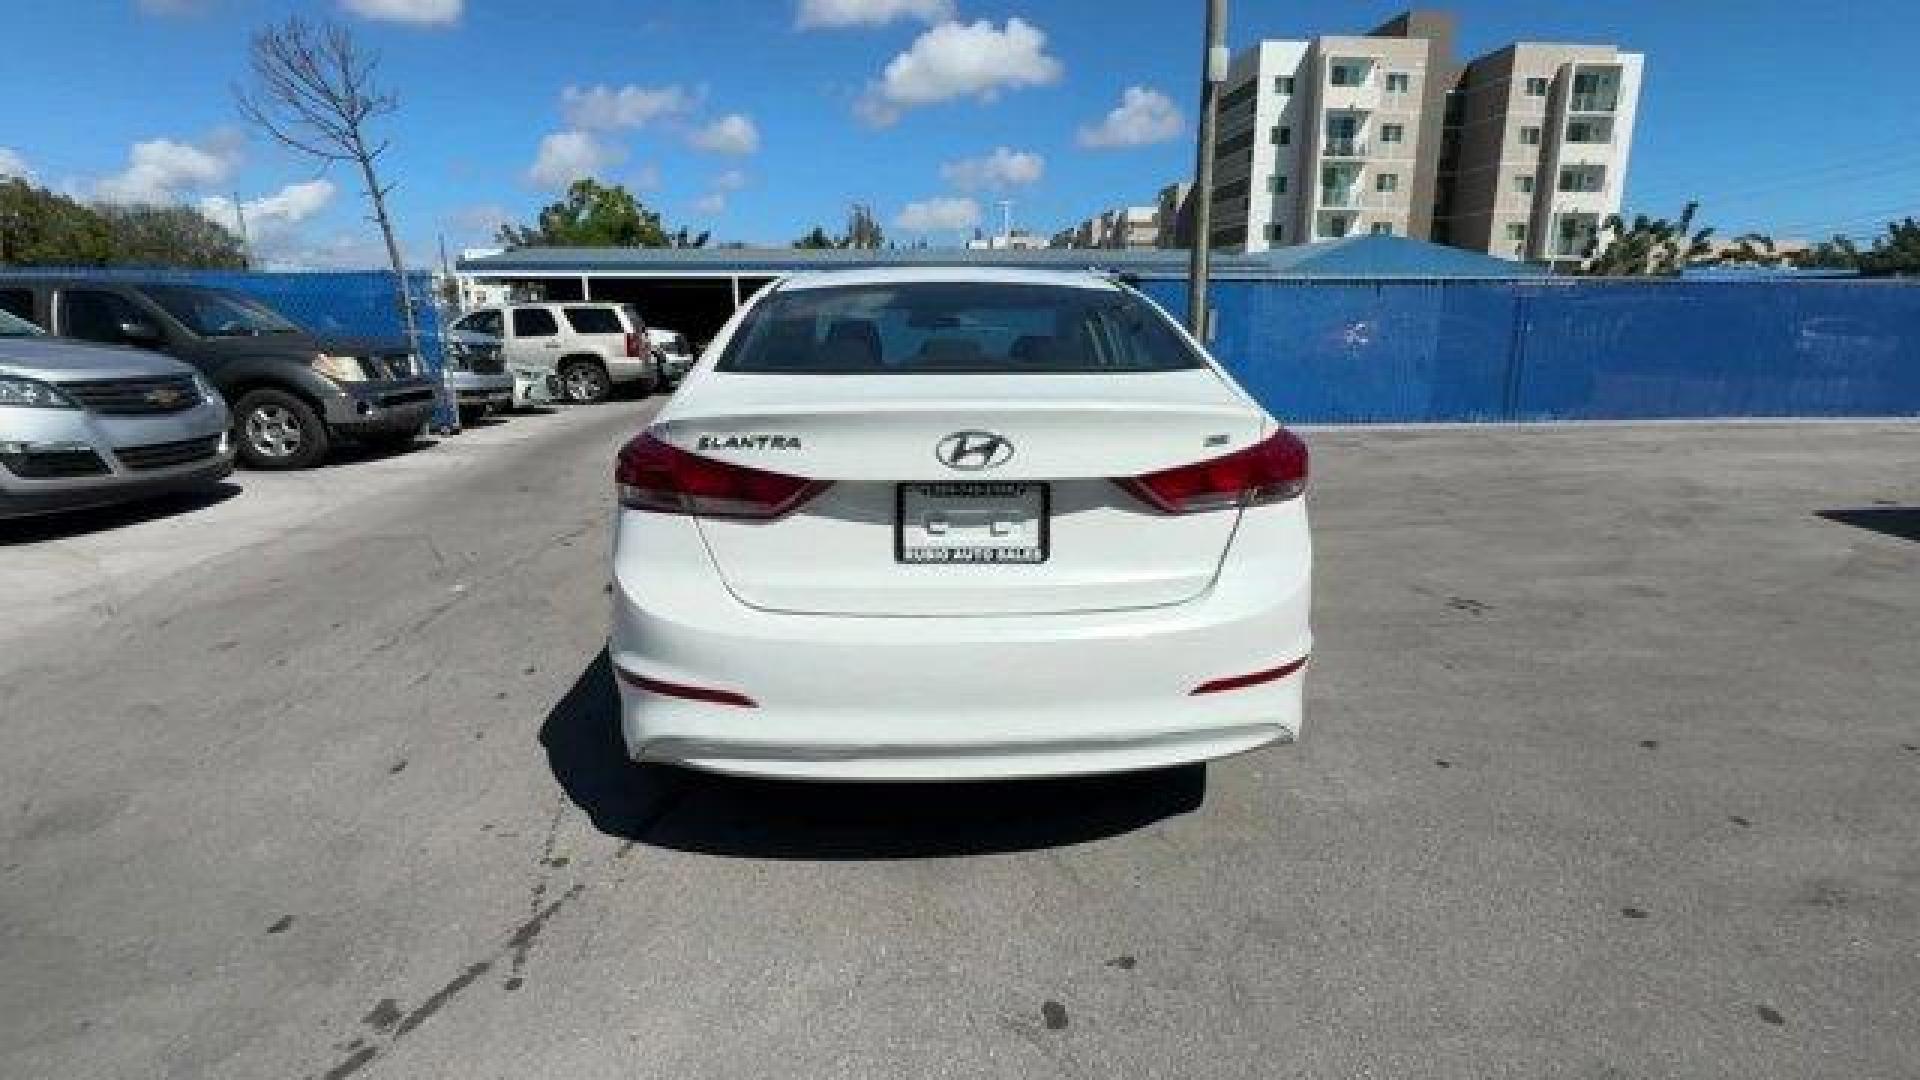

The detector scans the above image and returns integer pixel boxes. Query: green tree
[1858,217,1920,277]
[1792,234,1861,271]
[496,178,669,248]
[843,203,883,249]
[1712,232,1782,269]
[1579,201,1715,276]
[668,226,710,249]
[0,179,111,265]
[98,204,246,269]
[793,225,836,249]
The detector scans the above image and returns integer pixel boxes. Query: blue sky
[3,0,1917,266]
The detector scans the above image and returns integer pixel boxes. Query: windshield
[717,282,1205,374]
[143,285,304,338]
[0,309,44,337]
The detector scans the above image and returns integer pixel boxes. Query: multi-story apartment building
[1442,43,1644,262]
[1153,182,1194,249]
[1208,10,1642,263]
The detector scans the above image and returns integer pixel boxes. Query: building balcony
[1322,138,1370,158]
[1569,91,1618,113]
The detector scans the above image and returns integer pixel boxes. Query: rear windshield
[564,307,624,335]
[717,282,1203,374]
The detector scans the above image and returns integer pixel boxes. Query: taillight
[615,431,826,518]
[1118,427,1308,514]
[624,332,642,357]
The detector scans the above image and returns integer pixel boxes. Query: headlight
[312,354,368,383]
[0,376,78,409]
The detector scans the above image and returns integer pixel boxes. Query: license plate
[897,482,1049,564]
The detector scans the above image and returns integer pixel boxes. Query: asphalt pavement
[2,408,1917,1079]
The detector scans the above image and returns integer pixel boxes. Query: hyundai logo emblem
[935,430,1014,471]
[145,386,182,407]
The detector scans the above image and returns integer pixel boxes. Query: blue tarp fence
[1138,278,1920,423]
[9,268,1919,424]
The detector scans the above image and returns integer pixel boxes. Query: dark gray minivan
[0,280,437,469]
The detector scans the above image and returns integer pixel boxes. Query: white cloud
[0,147,32,182]
[940,147,1044,192]
[796,0,952,28]
[443,203,511,239]
[260,231,397,271]
[856,18,1062,126]
[199,179,337,234]
[895,196,980,232]
[526,129,626,190]
[95,137,240,204]
[692,171,748,217]
[630,163,663,190]
[561,84,696,130]
[1077,86,1183,148]
[689,114,760,155]
[339,0,461,25]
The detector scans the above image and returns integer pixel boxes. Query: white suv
[455,303,659,404]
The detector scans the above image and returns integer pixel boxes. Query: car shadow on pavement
[1818,506,1920,543]
[540,650,1207,860]
[0,482,241,545]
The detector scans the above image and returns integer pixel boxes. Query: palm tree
[1580,201,1715,276]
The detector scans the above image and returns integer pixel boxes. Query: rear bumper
[610,502,1311,781]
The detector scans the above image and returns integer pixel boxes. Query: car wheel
[235,388,329,470]
[561,360,612,404]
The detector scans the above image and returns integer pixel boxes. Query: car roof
[774,265,1122,293]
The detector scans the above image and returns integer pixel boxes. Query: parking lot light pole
[1187,0,1228,340]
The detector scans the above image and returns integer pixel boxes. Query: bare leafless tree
[235,18,423,366]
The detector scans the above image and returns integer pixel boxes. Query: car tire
[560,359,613,404]
[234,388,329,470]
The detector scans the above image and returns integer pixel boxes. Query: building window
[1519,126,1543,146]
[1566,119,1610,144]
[1330,62,1366,87]
[1515,174,1536,193]
[1525,77,1550,97]
[1506,222,1528,242]
[1268,174,1288,194]
[1272,125,1290,145]
[1379,123,1405,144]
[1274,76,1295,95]
[1370,222,1394,236]
[1266,223,1284,243]
[1375,173,1399,193]
[1559,166,1605,193]
[1385,72,1410,93]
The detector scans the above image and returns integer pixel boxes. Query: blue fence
[1138,278,1920,423]
[9,267,1919,424]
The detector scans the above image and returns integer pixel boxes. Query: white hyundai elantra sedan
[609,266,1311,781]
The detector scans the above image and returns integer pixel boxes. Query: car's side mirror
[118,320,164,347]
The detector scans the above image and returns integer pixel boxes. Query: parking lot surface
[2,412,1916,1079]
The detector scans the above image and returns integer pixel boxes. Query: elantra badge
[936,431,1013,471]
